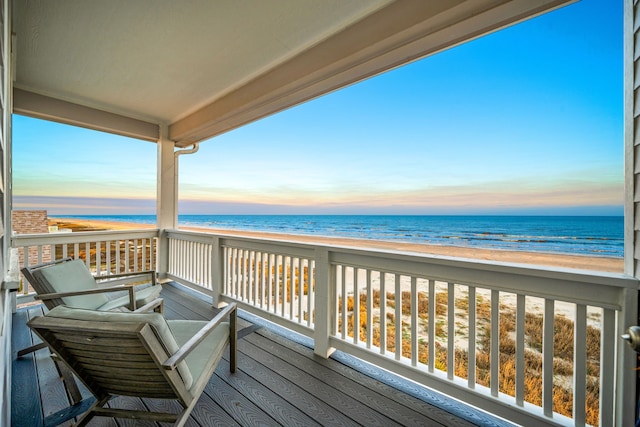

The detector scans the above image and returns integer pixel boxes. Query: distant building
[12,210,51,291]
[12,210,49,234]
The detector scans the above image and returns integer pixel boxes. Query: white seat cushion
[39,260,109,309]
[97,284,162,311]
[168,320,230,392]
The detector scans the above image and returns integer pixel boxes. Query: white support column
[156,125,177,278]
[622,1,638,426]
[1,1,12,426]
[2,2,12,286]
[617,287,638,427]
[624,0,635,276]
[313,247,335,358]
[211,236,223,307]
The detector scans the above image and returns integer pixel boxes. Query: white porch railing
[12,229,159,298]
[165,229,638,427]
[8,228,638,426]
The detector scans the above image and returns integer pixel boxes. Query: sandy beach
[48,217,623,273]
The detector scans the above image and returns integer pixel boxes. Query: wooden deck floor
[12,282,513,427]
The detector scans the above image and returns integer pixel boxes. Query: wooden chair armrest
[163,303,237,370]
[38,285,135,301]
[134,298,164,313]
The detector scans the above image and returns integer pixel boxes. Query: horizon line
[46,212,624,217]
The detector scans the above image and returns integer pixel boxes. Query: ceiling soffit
[12,0,573,146]
[170,0,573,146]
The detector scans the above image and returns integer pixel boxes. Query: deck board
[11,309,44,427]
[189,387,241,427]
[223,348,361,427]
[238,337,402,427]
[243,332,448,427]
[28,306,72,425]
[12,282,511,426]
[255,327,476,427]
[215,356,323,427]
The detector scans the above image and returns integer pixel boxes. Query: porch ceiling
[13,0,572,147]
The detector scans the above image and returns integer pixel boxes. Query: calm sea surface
[50,215,624,258]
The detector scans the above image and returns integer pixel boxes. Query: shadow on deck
[12,282,513,426]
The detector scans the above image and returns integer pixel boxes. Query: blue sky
[13,0,623,216]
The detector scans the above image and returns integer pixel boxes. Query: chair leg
[75,396,110,427]
[230,308,237,373]
[19,342,83,405]
[18,342,83,405]
[51,354,83,405]
[17,342,48,357]
[174,396,201,427]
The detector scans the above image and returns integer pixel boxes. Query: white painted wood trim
[13,88,159,142]
[625,0,636,276]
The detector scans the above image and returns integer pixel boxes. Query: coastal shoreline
[48,217,624,273]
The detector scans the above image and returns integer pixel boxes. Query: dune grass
[338,290,601,425]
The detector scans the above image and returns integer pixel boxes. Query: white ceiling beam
[13,88,159,142]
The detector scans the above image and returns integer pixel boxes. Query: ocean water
[50,214,624,258]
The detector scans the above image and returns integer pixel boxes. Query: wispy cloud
[177,175,622,212]
[14,174,621,216]
[14,196,156,214]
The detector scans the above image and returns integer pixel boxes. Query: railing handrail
[165,228,637,309]
[12,228,159,246]
[165,228,317,256]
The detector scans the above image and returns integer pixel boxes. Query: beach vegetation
[51,240,155,275]
[339,287,602,425]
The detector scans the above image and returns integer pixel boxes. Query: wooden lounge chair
[27,303,237,427]
[18,257,164,398]
[21,257,162,313]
